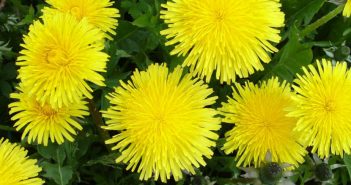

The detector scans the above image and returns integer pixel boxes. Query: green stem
[0,125,15,132]
[87,99,112,151]
[301,5,344,37]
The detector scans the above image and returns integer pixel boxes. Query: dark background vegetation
[1,0,351,184]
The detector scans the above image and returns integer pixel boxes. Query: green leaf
[0,62,17,80]
[206,156,239,176]
[132,14,153,28]
[37,143,66,165]
[106,72,131,88]
[17,6,35,26]
[264,26,313,81]
[101,90,110,111]
[122,0,154,19]
[105,49,131,77]
[42,162,73,185]
[284,0,325,26]
[40,145,72,185]
[115,49,132,58]
[37,144,56,159]
[343,154,351,179]
[0,41,12,63]
[0,80,12,98]
[84,152,120,168]
[75,133,99,158]
[0,41,11,52]
[62,142,79,167]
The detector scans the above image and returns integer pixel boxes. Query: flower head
[343,0,351,17]
[220,77,306,168]
[17,12,108,108]
[0,138,44,185]
[9,85,89,146]
[43,0,119,39]
[160,0,285,83]
[102,63,221,182]
[288,59,351,158]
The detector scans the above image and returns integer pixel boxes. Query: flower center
[36,103,58,117]
[324,101,335,112]
[215,11,225,21]
[46,49,70,66]
[154,114,167,125]
[70,6,83,19]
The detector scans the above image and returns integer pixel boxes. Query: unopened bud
[334,46,350,61]
[315,163,332,181]
[259,162,283,184]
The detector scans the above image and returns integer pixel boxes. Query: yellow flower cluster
[6,0,351,183]
[221,59,351,168]
[101,58,351,182]
[9,1,119,145]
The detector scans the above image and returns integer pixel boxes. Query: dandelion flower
[160,0,285,83]
[288,59,351,158]
[0,138,44,185]
[43,0,119,39]
[343,0,351,17]
[9,85,89,146]
[102,63,221,182]
[17,13,109,108]
[220,77,306,168]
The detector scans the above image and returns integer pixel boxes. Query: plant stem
[87,99,112,151]
[0,125,15,132]
[301,5,344,37]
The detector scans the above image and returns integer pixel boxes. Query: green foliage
[262,26,313,82]
[344,155,351,180]
[0,0,351,184]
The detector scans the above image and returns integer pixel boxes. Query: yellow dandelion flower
[160,0,285,83]
[220,77,306,168]
[9,85,89,146]
[43,0,119,39]
[17,12,109,108]
[102,63,221,182]
[287,59,351,158]
[343,0,351,17]
[0,138,44,185]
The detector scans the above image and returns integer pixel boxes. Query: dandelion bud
[259,162,283,185]
[334,46,350,61]
[315,163,332,181]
